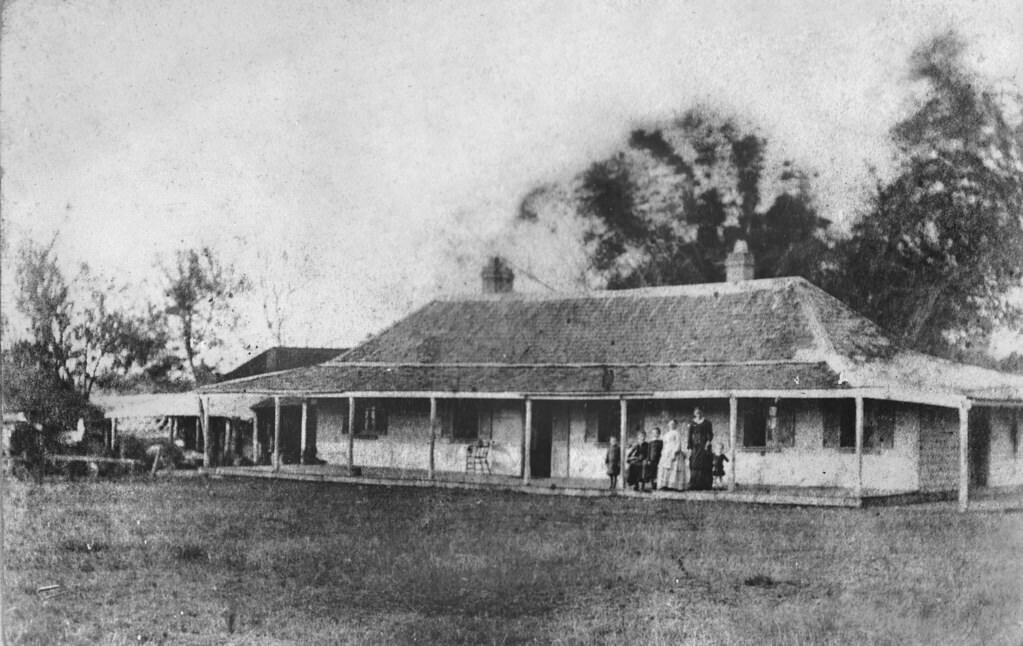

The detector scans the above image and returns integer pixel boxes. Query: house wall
[567,403,599,479]
[308,396,943,492]
[450,401,523,476]
[918,405,960,491]
[732,400,918,491]
[314,398,524,476]
[317,399,347,463]
[550,402,571,478]
[987,408,1022,488]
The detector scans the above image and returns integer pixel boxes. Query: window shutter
[584,403,598,442]
[822,402,839,448]
[776,407,796,448]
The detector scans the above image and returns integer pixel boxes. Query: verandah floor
[209,463,981,508]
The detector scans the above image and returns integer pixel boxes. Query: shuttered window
[742,399,795,448]
[584,402,618,444]
[823,400,855,448]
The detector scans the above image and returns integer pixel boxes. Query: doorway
[968,408,990,488]
[530,402,553,478]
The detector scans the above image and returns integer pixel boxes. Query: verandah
[200,388,982,510]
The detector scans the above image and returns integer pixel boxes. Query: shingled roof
[220,346,347,381]
[337,278,891,365]
[201,277,1023,403]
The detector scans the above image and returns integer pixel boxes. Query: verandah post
[854,396,864,499]
[347,396,356,472]
[273,396,282,472]
[523,398,532,484]
[300,398,309,465]
[251,415,259,463]
[429,397,437,480]
[959,402,971,512]
[201,397,211,468]
[728,396,737,491]
[225,418,233,464]
[619,399,628,491]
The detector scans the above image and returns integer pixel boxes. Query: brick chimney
[481,256,514,294]
[725,240,755,283]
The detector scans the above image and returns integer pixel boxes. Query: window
[822,399,855,448]
[349,399,388,436]
[742,404,766,448]
[864,400,895,450]
[584,401,619,444]
[440,401,494,441]
[742,399,795,448]
[822,400,895,450]
[450,400,479,441]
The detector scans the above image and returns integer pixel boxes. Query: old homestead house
[201,249,1023,508]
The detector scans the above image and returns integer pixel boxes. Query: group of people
[604,407,728,492]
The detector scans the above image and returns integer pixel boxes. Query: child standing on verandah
[712,443,729,489]
[605,436,621,490]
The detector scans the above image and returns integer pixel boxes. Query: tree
[554,107,831,289]
[254,247,321,347]
[73,273,180,393]
[837,32,1023,356]
[14,240,75,386]
[163,247,249,383]
[6,240,166,425]
[1,341,97,430]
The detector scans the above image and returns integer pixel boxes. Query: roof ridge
[434,276,804,303]
[791,281,839,360]
[326,360,825,368]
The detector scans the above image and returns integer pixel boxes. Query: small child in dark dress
[712,443,729,489]
[605,436,621,490]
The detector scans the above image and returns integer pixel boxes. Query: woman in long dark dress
[645,427,663,490]
[688,407,714,490]
[625,430,649,491]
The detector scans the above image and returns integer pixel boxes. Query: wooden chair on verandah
[465,439,492,474]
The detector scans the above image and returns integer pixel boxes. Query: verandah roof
[93,392,260,419]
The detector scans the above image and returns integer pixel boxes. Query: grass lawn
[3,476,1022,645]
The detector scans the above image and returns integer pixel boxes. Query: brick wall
[987,408,1022,488]
[918,405,959,491]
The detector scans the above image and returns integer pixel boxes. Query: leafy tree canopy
[522,107,830,289]
[836,32,1023,356]
[162,246,249,384]
[5,240,172,425]
[514,33,1022,364]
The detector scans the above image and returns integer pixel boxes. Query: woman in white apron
[657,419,688,490]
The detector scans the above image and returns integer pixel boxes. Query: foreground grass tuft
[170,542,208,563]
[4,478,1022,645]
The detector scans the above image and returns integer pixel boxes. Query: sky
[2,0,1022,366]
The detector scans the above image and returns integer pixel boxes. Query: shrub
[118,435,149,463]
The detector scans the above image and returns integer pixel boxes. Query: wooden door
[969,409,990,488]
[530,403,553,478]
